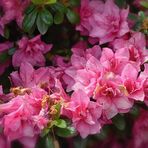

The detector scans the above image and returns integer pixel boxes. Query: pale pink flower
[12,35,52,67]
[90,0,129,44]
[67,90,102,138]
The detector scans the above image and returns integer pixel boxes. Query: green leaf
[23,8,38,32]
[128,13,138,21]
[140,1,148,8]
[54,119,67,128]
[44,0,57,5]
[40,8,53,25]
[25,4,36,14]
[70,0,80,7]
[32,0,56,5]
[37,12,49,35]
[8,48,16,56]
[112,114,126,131]
[41,128,51,137]
[66,9,79,24]
[54,11,64,24]
[115,0,126,8]
[45,135,54,148]
[32,0,43,4]
[0,52,9,64]
[52,3,67,13]
[138,11,145,21]
[56,126,76,137]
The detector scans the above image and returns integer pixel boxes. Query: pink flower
[94,71,133,119]
[112,32,147,65]
[11,62,51,88]
[90,0,129,44]
[121,64,145,101]
[0,87,48,143]
[0,0,30,27]
[76,0,104,36]
[67,90,102,138]
[12,35,52,67]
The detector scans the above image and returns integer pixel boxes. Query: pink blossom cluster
[77,0,129,44]
[0,62,68,147]
[0,0,147,147]
[58,31,148,138]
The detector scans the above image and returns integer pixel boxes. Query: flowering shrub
[0,0,148,148]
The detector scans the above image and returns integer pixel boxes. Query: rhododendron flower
[12,35,52,67]
[0,0,30,27]
[90,0,129,44]
[66,90,102,138]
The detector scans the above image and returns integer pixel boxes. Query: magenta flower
[12,35,52,67]
[90,0,129,44]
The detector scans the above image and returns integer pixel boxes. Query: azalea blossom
[12,35,52,67]
[65,90,102,138]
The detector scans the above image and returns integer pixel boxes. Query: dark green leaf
[54,11,64,24]
[52,2,67,13]
[40,8,53,25]
[112,114,126,131]
[25,4,36,14]
[37,12,49,35]
[70,0,80,7]
[8,48,16,56]
[66,9,79,24]
[115,0,126,8]
[45,135,54,148]
[23,8,38,32]
[128,13,138,21]
[0,52,9,64]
